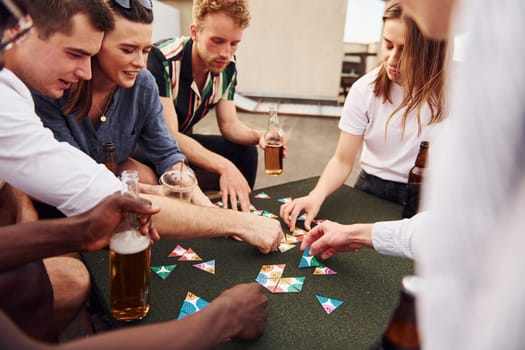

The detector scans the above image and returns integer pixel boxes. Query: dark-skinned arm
[0,283,267,349]
[0,193,159,272]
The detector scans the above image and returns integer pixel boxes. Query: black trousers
[190,134,258,191]
[354,170,407,205]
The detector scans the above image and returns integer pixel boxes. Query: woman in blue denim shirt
[33,0,212,206]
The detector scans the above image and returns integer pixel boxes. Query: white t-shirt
[0,68,120,216]
[412,0,525,348]
[338,67,439,183]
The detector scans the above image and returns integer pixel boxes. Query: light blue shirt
[33,69,185,176]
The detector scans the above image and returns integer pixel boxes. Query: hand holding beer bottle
[263,105,284,175]
[110,170,152,321]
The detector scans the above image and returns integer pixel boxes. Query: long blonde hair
[373,1,449,138]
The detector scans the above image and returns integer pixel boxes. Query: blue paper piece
[177,292,209,319]
[298,246,323,268]
[316,295,343,314]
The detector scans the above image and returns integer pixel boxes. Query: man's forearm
[221,122,262,145]
[145,194,247,238]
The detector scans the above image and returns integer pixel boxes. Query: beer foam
[110,230,150,255]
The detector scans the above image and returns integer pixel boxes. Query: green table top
[82,177,413,349]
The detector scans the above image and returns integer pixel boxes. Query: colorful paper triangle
[255,264,305,294]
[254,192,271,199]
[177,291,209,319]
[299,247,323,268]
[178,248,202,261]
[277,197,292,204]
[313,265,337,275]
[292,228,308,236]
[192,260,215,275]
[151,265,176,280]
[278,242,296,253]
[316,295,343,315]
[282,234,302,243]
[168,244,186,257]
[272,277,305,293]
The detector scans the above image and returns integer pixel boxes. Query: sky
[344,0,468,61]
[344,0,385,43]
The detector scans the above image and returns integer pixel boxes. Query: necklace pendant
[100,115,107,122]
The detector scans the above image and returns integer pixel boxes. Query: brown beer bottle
[402,141,429,218]
[370,276,421,350]
[264,105,284,175]
[102,141,118,175]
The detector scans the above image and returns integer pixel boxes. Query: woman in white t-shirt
[281,0,449,230]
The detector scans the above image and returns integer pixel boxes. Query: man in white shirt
[1,0,282,335]
[403,0,525,348]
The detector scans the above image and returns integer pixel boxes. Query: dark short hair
[26,0,114,39]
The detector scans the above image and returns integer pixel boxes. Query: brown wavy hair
[193,0,250,30]
[373,1,449,138]
[63,0,153,118]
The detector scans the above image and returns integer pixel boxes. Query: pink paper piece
[254,192,271,199]
[316,295,343,315]
[192,260,215,275]
[178,248,202,261]
[168,244,187,257]
[313,266,337,275]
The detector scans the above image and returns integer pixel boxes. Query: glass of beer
[109,229,151,321]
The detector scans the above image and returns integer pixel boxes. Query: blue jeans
[354,170,407,205]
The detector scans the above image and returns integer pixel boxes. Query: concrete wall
[236,0,347,100]
[160,0,193,36]
[152,0,182,42]
[158,0,347,101]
